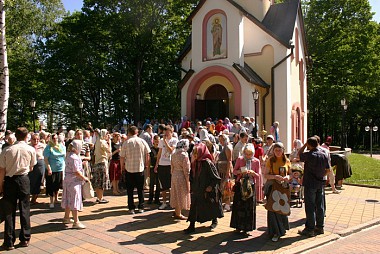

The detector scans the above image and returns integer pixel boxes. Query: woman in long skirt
[264,142,292,242]
[230,144,260,233]
[170,140,191,220]
[61,140,88,229]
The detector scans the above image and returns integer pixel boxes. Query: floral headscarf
[191,142,214,177]
[176,139,189,152]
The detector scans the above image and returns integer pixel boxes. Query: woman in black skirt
[230,144,261,233]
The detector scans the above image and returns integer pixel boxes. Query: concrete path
[1,184,380,253]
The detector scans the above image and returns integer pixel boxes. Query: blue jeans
[304,187,325,230]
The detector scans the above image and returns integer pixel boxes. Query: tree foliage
[6,0,65,130]
[40,0,197,130]
[305,0,380,148]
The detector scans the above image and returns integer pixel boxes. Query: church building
[178,0,308,152]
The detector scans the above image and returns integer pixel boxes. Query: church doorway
[194,84,229,120]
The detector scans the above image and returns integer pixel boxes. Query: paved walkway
[1,184,380,253]
[305,224,380,254]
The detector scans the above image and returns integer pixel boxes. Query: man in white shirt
[0,127,37,250]
[154,125,178,209]
[120,126,151,214]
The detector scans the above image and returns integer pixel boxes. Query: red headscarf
[191,142,214,177]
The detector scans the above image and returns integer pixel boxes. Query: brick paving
[306,224,380,254]
[1,184,380,253]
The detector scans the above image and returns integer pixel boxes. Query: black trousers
[148,168,160,202]
[3,175,31,247]
[126,171,144,210]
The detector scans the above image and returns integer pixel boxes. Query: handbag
[240,176,254,201]
[82,181,95,200]
[264,180,291,216]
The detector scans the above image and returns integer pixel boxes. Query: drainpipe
[262,87,270,127]
[270,44,294,126]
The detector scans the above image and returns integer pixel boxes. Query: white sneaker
[62,218,74,224]
[224,204,231,212]
[158,203,167,210]
[72,222,86,229]
[49,203,54,209]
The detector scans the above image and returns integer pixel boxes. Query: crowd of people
[0,116,345,250]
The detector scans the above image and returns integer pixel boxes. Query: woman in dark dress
[184,142,224,234]
[230,144,260,233]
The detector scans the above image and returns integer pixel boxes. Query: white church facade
[178,0,308,152]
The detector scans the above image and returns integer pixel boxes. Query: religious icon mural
[207,14,227,60]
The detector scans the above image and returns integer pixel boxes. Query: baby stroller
[289,164,303,208]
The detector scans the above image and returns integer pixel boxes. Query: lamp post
[78,100,83,128]
[340,98,348,149]
[252,89,259,137]
[30,99,36,133]
[365,119,378,157]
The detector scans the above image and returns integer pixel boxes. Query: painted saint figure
[211,17,222,56]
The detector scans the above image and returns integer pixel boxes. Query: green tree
[5,0,65,131]
[305,0,380,148]
[42,0,197,128]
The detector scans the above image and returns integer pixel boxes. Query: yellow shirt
[266,157,291,176]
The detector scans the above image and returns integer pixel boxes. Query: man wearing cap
[0,127,37,250]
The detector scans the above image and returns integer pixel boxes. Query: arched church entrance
[195,84,229,120]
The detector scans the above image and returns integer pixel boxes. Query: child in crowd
[148,135,161,204]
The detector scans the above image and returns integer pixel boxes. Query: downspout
[262,87,270,127]
[270,45,294,125]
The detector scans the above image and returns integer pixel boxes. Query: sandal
[174,215,187,220]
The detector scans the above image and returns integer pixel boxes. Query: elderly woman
[217,134,233,212]
[170,139,191,220]
[91,129,111,204]
[184,143,223,234]
[74,129,92,181]
[61,140,88,229]
[29,133,46,204]
[230,144,261,233]
[264,142,292,242]
[44,133,66,208]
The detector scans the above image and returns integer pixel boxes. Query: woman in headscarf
[61,140,88,229]
[170,139,191,220]
[230,144,260,233]
[91,129,111,204]
[184,143,223,234]
[264,142,291,242]
[224,117,233,132]
[43,133,66,208]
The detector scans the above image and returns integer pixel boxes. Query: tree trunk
[0,0,9,132]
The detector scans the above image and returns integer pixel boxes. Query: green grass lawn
[346,153,380,186]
